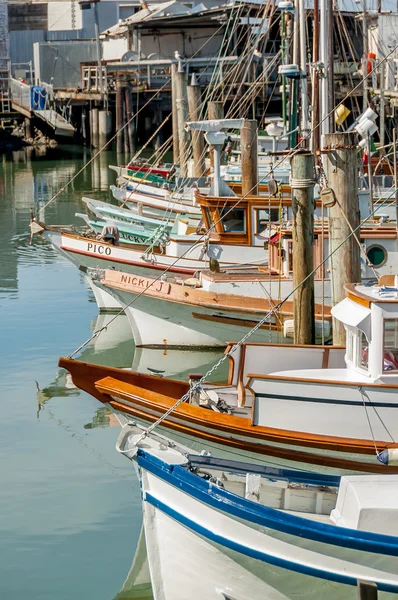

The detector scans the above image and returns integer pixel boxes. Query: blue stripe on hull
[145,493,398,593]
[137,450,398,556]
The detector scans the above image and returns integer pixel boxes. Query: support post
[208,101,224,167]
[116,77,124,155]
[175,63,189,177]
[241,119,258,196]
[324,132,360,345]
[320,0,330,139]
[357,580,377,600]
[327,0,335,133]
[90,107,99,148]
[125,86,136,155]
[93,0,103,95]
[98,110,112,148]
[171,63,180,165]
[24,117,32,140]
[291,152,315,345]
[187,75,206,177]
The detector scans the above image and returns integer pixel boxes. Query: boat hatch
[331,298,371,338]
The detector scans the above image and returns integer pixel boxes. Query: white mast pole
[299,0,310,142]
[320,0,329,140]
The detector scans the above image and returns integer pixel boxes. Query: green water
[0,145,225,599]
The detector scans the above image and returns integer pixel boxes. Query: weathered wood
[98,110,112,148]
[171,63,180,164]
[187,78,206,177]
[324,132,360,345]
[241,119,258,196]
[357,580,377,600]
[311,0,320,153]
[291,152,315,345]
[116,77,124,154]
[175,65,189,176]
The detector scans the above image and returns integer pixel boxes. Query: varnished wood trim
[95,375,393,454]
[322,348,330,369]
[346,291,371,308]
[107,399,398,473]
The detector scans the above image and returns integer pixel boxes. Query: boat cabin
[332,278,398,382]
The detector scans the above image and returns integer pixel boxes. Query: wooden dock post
[323,131,360,346]
[98,110,112,148]
[357,580,377,600]
[291,151,315,344]
[116,77,124,155]
[241,119,258,196]
[125,86,136,155]
[175,63,189,176]
[208,101,224,168]
[187,74,206,177]
[171,63,180,165]
[90,107,99,148]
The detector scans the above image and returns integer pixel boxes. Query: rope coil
[290,178,316,188]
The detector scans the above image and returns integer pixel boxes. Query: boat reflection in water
[113,526,153,600]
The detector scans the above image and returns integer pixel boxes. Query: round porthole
[366,244,388,267]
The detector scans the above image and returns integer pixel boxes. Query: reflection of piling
[291,152,315,345]
[187,75,206,177]
[241,119,258,196]
[98,110,112,148]
[208,101,224,167]
[116,77,124,155]
[90,107,99,148]
[175,63,189,176]
[323,132,360,346]
[81,107,88,143]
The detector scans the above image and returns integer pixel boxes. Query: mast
[289,1,299,147]
[319,0,329,139]
[299,0,310,143]
[311,0,320,152]
[363,0,368,113]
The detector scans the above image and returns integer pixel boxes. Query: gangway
[10,78,75,137]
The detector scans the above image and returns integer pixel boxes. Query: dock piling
[241,119,258,196]
[187,74,206,177]
[291,151,315,345]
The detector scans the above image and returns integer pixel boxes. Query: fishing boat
[82,265,332,346]
[114,422,398,599]
[59,278,398,473]
[76,212,171,247]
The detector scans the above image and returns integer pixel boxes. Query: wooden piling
[208,101,224,167]
[291,151,315,345]
[171,63,180,165]
[187,75,206,177]
[125,86,136,155]
[90,107,99,148]
[175,64,189,177]
[116,77,124,155]
[323,132,360,345]
[24,117,32,140]
[98,110,112,148]
[241,119,258,196]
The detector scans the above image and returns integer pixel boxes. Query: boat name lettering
[87,243,112,256]
[120,274,170,294]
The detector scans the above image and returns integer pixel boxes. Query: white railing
[40,81,54,103]
[10,77,31,109]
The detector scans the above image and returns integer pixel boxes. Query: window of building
[118,4,141,20]
[383,319,398,371]
[219,207,246,232]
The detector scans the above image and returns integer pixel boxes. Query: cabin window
[383,319,398,371]
[255,208,280,234]
[366,244,387,268]
[360,331,369,370]
[219,208,246,232]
